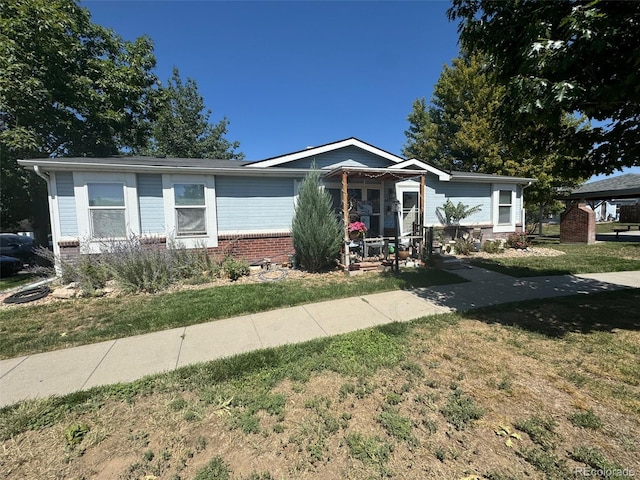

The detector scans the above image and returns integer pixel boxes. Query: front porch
[322,166,429,271]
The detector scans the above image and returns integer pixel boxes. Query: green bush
[193,456,231,480]
[481,240,503,254]
[505,232,531,249]
[454,236,475,255]
[291,165,342,272]
[222,256,250,281]
[106,242,174,293]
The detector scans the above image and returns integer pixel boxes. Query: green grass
[514,416,558,451]
[0,271,41,291]
[471,241,640,277]
[539,222,639,237]
[569,409,603,430]
[570,446,634,479]
[1,290,639,479]
[439,389,485,430]
[0,268,464,359]
[378,406,418,447]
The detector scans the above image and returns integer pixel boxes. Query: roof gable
[390,159,451,181]
[247,137,405,168]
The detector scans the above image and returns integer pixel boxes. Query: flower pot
[398,250,410,260]
[349,231,363,241]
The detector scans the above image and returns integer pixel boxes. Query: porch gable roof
[246,137,406,168]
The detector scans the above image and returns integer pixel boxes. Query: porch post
[342,170,350,268]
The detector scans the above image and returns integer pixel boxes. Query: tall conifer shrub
[292,166,342,272]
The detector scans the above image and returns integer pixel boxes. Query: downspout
[33,164,49,182]
[33,165,61,275]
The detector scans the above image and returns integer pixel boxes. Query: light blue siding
[137,174,165,234]
[56,172,78,237]
[285,146,395,169]
[425,180,492,225]
[216,176,294,231]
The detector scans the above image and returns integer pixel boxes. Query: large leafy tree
[447,0,640,176]
[0,0,157,237]
[403,53,586,231]
[146,67,244,160]
[403,55,507,172]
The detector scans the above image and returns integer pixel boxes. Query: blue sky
[84,0,637,182]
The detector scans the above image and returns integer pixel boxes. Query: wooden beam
[342,171,350,267]
[419,174,425,234]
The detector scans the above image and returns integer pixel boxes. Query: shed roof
[565,174,640,200]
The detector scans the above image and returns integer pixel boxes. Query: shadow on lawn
[460,289,640,338]
[467,258,572,277]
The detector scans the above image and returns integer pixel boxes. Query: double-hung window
[174,183,206,236]
[493,184,517,233]
[87,183,127,238]
[498,190,513,225]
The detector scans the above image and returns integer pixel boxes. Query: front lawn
[470,241,640,277]
[1,290,638,479]
[0,268,464,359]
[0,271,40,291]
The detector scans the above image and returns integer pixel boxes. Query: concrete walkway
[1,267,639,408]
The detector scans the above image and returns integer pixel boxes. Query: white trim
[47,172,62,262]
[390,159,451,181]
[395,181,423,236]
[247,138,406,168]
[162,174,218,248]
[218,229,291,236]
[320,159,368,170]
[492,184,517,233]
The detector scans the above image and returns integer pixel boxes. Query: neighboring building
[18,137,534,266]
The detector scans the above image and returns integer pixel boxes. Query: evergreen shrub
[291,166,342,272]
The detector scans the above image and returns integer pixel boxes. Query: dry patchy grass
[1,291,639,479]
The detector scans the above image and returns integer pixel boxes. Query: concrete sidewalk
[1,267,639,407]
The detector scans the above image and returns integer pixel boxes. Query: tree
[0,0,158,238]
[403,53,586,233]
[402,98,441,168]
[403,54,507,172]
[146,68,244,160]
[448,0,640,177]
[291,166,342,272]
[436,199,481,239]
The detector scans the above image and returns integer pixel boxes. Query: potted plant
[432,229,444,254]
[348,221,367,240]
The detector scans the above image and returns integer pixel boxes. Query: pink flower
[348,221,368,233]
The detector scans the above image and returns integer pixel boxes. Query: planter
[398,250,410,260]
[349,231,364,241]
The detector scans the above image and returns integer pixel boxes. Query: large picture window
[88,183,126,238]
[174,183,206,235]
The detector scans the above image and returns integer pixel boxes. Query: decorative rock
[51,288,77,299]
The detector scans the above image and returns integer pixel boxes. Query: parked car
[0,255,23,277]
[0,233,35,265]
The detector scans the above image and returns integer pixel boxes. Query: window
[174,183,206,235]
[88,183,126,238]
[498,190,512,224]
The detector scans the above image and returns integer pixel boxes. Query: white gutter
[33,164,49,181]
[19,160,312,177]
